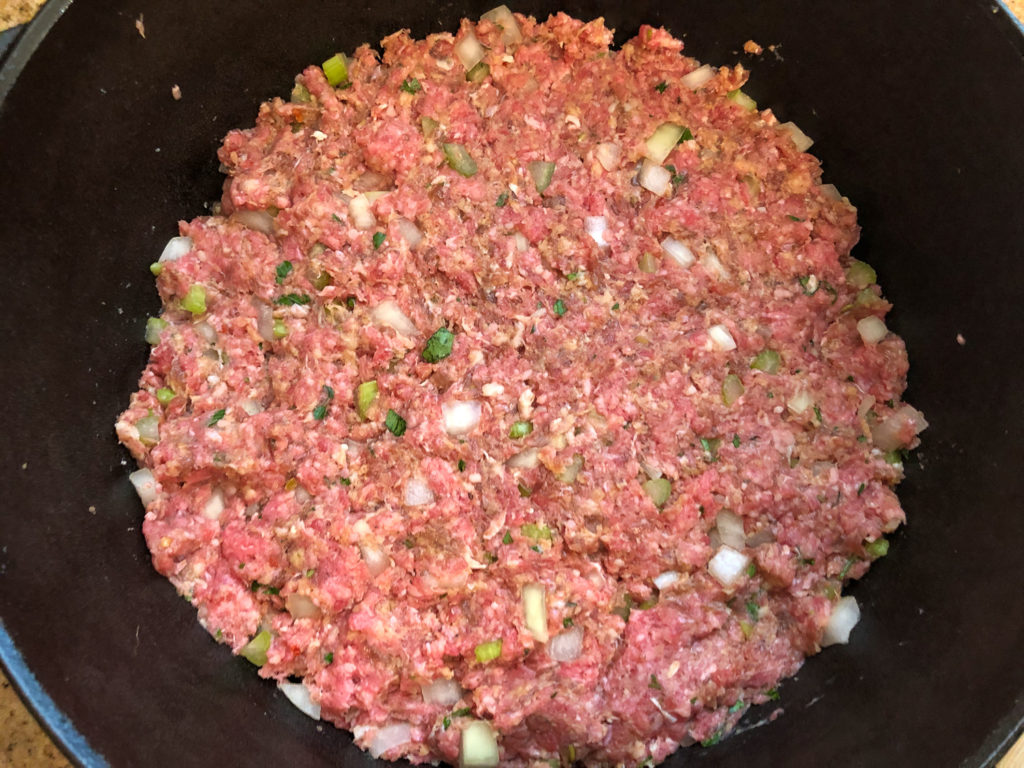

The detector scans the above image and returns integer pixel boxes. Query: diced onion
[396,218,423,248]
[870,405,929,452]
[714,510,746,550]
[707,545,751,588]
[460,721,500,768]
[278,681,321,720]
[557,454,583,484]
[521,583,549,642]
[194,321,217,344]
[585,216,608,247]
[680,64,714,89]
[285,593,321,619]
[240,398,264,416]
[513,232,529,252]
[528,160,555,193]
[708,324,737,351]
[481,5,523,44]
[653,571,680,590]
[787,390,814,415]
[405,478,435,507]
[507,448,539,469]
[348,195,376,230]
[821,595,860,646]
[360,543,391,577]
[454,31,486,71]
[638,160,671,196]
[371,300,419,336]
[129,468,158,506]
[233,209,276,235]
[442,400,482,436]
[819,183,843,201]
[548,625,583,662]
[159,236,192,263]
[202,488,225,520]
[255,302,276,342]
[645,122,685,164]
[702,252,729,280]
[595,142,622,171]
[779,121,814,152]
[136,414,159,445]
[421,678,462,707]
[857,316,888,344]
[660,237,695,268]
[369,723,412,759]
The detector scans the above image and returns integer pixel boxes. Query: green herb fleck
[728,699,746,714]
[839,557,856,579]
[400,77,422,94]
[563,617,574,628]
[679,126,694,142]
[746,562,756,577]
[611,302,620,311]
[275,261,293,284]
[324,651,334,664]
[553,298,567,317]
[495,191,510,207]
[787,214,804,222]
[857,482,866,496]
[732,433,741,448]
[654,81,668,93]
[451,706,472,718]
[372,231,386,249]
[274,293,312,306]
[566,271,579,281]
[345,296,357,311]
[865,538,889,559]
[458,459,466,472]
[649,674,663,690]
[813,404,823,423]
[331,213,343,223]
[502,530,513,545]
[442,715,452,730]
[767,687,780,700]
[207,409,226,427]
[699,436,722,461]
[517,482,532,498]
[509,420,533,439]
[422,326,455,363]
[745,598,759,621]
[385,409,407,437]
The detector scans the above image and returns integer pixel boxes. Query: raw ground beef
[116,9,926,767]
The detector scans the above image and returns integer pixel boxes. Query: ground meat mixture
[116,10,926,767]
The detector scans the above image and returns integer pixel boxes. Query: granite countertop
[1,0,1022,765]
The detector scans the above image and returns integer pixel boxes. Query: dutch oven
[0,0,1021,765]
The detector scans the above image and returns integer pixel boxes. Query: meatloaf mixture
[117,9,926,767]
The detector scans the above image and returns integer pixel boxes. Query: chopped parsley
[648,674,663,690]
[654,81,668,93]
[732,433,741,448]
[857,482,866,496]
[400,77,422,94]
[495,190,510,207]
[385,409,407,436]
[458,459,466,472]
[517,482,532,498]
[787,214,804,222]
[678,126,694,142]
[813,404,823,423]
[249,581,280,596]
[324,652,334,664]
[745,598,759,621]
[767,687,780,700]
[611,302,620,311]
[207,409,226,427]
[502,530,513,545]
[274,293,312,306]
[728,699,746,714]
[275,260,293,284]
[312,384,334,421]
[565,271,579,281]
[372,231,385,249]
[451,706,472,718]
[553,298,567,317]
[562,617,574,628]
[665,163,687,185]
[839,556,856,579]
[422,326,455,362]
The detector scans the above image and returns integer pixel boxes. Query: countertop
[1,0,1022,766]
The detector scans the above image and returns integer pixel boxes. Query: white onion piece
[638,160,671,196]
[653,571,680,590]
[714,510,746,550]
[821,595,860,646]
[707,545,751,588]
[159,236,192,263]
[680,64,714,89]
[396,218,423,248]
[481,5,522,44]
[201,488,225,520]
[369,723,412,759]
[136,414,159,445]
[787,390,814,415]
[285,593,321,619]
[819,183,843,201]
[585,216,608,247]
[708,324,737,351]
[255,302,276,342]
[442,400,482,436]
[780,121,814,152]
[233,209,276,235]
[240,398,264,416]
[645,122,685,164]
[278,681,321,720]
[871,405,929,452]
[702,252,729,280]
[557,454,583,484]
[360,543,391,577]
[194,321,217,344]
[129,469,158,506]
[371,300,418,336]
[513,231,529,252]
[661,237,695,268]
[460,721,500,768]
[548,626,583,662]
[454,31,486,71]
[507,448,539,469]
[421,678,462,707]
[348,194,376,230]
[595,142,621,171]
[405,478,435,507]
[857,316,888,344]
[521,583,549,642]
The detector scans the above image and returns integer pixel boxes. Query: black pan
[1,1,1022,766]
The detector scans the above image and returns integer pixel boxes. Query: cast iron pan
[1,0,1022,766]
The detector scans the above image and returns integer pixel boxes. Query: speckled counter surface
[0,0,1022,766]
